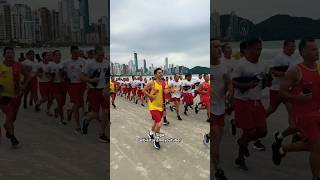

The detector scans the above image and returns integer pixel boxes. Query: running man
[168,74,183,120]
[142,68,169,150]
[110,76,117,108]
[267,39,301,145]
[22,50,38,109]
[204,38,231,180]
[62,46,86,133]
[81,46,109,142]
[136,76,146,107]
[272,37,320,180]
[232,39,270,171]
[35,51,54,116]
[49,50,67,125]
[182,74,194,116]
[0,47,31,147]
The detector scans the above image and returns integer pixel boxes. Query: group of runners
[0,45,110,149]
[211,37,320,180]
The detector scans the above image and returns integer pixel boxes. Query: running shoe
[253,140,266,151]
[98,134,110,143]
[74,128,82,134]
[10,136,20,148]
[177,115,182,120]
[169,106,174,112]
[153,139,160,150]
[203,133,210,146]
[149,131,154,140]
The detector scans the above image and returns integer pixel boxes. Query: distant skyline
[214,0,320,23]
[8,0,107,23]
[111,0,210,68]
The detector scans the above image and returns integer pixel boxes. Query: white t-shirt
[270,52,296,90]
[48,61,64,83]
[62,59,86,83]
[182,80,194,93]
[211,63,229,115]
[169,80,182,98]
[22,59,40,77]
[222,56,239,74]
[83,60,108,89]
[232,59,268,100]
[38,62,51,82]
[136,80,145,89]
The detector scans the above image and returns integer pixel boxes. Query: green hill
[189,66,209,74]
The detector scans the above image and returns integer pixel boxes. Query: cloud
[111,0,210,68]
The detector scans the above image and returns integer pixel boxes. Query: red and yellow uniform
[148,80,167,123]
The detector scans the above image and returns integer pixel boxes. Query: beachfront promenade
[0,106,108,180]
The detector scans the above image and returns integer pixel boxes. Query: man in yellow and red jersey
[142,68,169,150]
[0,47,31,148]
[110,76,117,108]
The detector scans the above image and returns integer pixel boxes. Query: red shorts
[171,97,180,102]
[295,111,320,143]
[132,88,137,95]
[183,93,193,105]
[1,95,22,114]
[150,110,163,123]
[166,93,171,100]
[202,96,210,108]
[26,76,38,93]
[67,83,84,106]
[269,90,285,108]
[88,89,107,112]
[39,82,52,98]
[52,83,67,105]
[110,92,116,99]
[127,88,132,95]
[234,99,267,130]
[137,89,143,97]
[211,113,225,127]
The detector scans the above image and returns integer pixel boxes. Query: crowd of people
[0,45,110,149]
[110,72,210,150]
[211,37,320,180]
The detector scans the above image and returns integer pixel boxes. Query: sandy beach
[0,103,108,180]
[110,96,210,180]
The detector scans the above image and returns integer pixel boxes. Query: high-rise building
[98,16,107,44]
[212,10,220,38]
[31,10,41,42]
[51,10,60,41]
[165,57,168,70]
[134,52,138,72]
[11,4,33,43]
[143,59,147,73]
[71,9,81,43]
[39,7,52,42]
[0,1,11,43]
[79,0,89,32]
[59,0,74,42]
[128,60,134,74]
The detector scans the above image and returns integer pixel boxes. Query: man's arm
[142,81,156,101]
[280,66,311,101]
